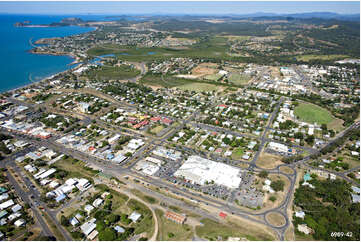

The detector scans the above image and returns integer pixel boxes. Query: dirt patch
[192,63,219,76]
[256,152,284,169]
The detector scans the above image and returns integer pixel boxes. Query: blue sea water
[0,14,98,92]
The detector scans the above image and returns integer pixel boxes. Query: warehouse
[174,156,242,189]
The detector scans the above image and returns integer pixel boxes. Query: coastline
[0,24,97,94]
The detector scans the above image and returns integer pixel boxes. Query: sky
[0,1,359,15]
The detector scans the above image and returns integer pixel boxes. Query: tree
[259,171,269,178]
[60,215,69,227]
[269,196,277,202]
[271,180,285,192]
[98,228,116,241]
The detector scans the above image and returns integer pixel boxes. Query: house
[0,199,14,210]
[55,194,66,203]
[8,212,21,221]
[295,211,305,219]
[92,198,103,208]
[165,211,186,224]
[0,210,8,219]
[14,218,26,227]
[69,217,79,226]
[297,224,313,235]
[0,193,9,202]
[351,194,360,203]
[84,204,95,214]
[129,211,141,223]
[11,204,22,213]
[114,225,125,233]
[87,230,98,240]
[80,219,97,236]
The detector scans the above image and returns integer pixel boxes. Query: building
[268,142,289,153]
[297,224,313,235]
[80,219,97,236]
[129,211,141,223]
[14,219,26,227]
[165,211,186,224]
[174,155,242,189]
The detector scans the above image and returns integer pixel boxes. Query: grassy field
[294,102,334,125]
[84,65,140,80]
[203,73,223,81]
[131,189,159,204]
[177,83,218,92]
[53,157,99,182]
[195,218,274,241]
[155,209,193,241]
[231,148,244,160]
[228,73,251,85]
[265,212,286,227]
[296,54,349,62]
[87,37,251,63]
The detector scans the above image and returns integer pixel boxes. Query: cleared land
[228,73,250,85]
[155,209,193,241]
[231,148,244,160]
[176,83,218,92]
[84,65,140,80]
[296,54,349,62]
[195,218,275,241]
[256,152,283,169]
[294,102,334,126]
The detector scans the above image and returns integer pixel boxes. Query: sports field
[294,103,334,125]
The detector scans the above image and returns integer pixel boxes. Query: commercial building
[174,155,242,189]
[164,211,186,224]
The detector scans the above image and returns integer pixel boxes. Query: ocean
[0,14,98,93]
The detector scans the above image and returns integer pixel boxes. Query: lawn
[231,148,244,160]
[84,65,140,80]
[155,209,193,241]
[176,83,218,92]
[195,218,274,241]
[294,102,334,125]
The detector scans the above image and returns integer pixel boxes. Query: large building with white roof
[174,155,242,189]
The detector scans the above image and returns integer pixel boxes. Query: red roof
[150,117,161,122]
[217,104,227,108]
[162,118,173,124]
[219,212,227,218]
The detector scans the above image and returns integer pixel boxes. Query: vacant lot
[228,73,250,85]
[85,65,140,80]
[155,209,193,241]
[176,83,218,92]
[231,148,244,160]
[294,102,334,126]
[196,218,274,241]
[256,152,283,169]
[296,54,348,62]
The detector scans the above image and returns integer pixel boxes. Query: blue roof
[304,173,311,181]
[55,194,66,202]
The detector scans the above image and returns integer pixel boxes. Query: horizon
[0,1,359,15]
